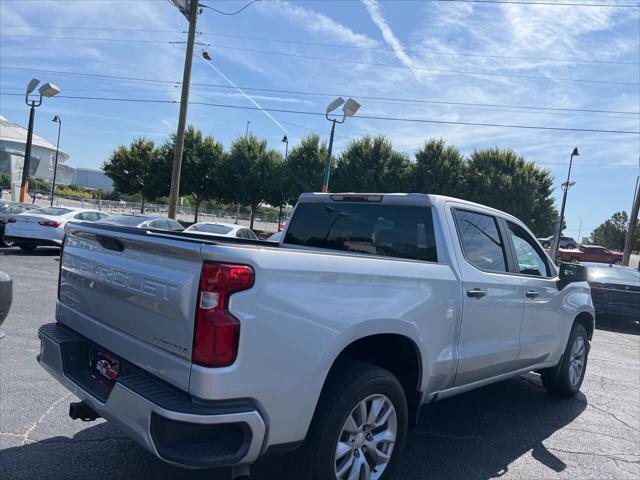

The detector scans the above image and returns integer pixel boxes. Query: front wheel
[541,323,590,396]
[289,361,408,480]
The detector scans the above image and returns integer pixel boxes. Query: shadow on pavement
[0,374,587,480]
[595,315,640,336]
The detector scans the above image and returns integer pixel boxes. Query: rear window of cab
[284,202,438,262]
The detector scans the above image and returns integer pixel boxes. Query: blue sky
[0,0,638,239]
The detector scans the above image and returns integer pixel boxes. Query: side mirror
[558,262,588,289]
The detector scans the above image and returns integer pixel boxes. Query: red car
[558,245,623,264]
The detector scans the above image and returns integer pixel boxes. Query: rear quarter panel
[189,242,460,445]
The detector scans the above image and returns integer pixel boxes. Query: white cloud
[360,0,423,80]
[259,0,377,48]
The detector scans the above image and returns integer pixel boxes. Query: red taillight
[7,218,16,223]
[192,262,254,367]
[39,220,61,227]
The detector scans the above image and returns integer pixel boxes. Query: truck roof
[298,193,521,223]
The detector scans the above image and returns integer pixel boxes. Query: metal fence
[16,193,286,233]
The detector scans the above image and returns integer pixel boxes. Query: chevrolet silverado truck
[558,244,623,264]
[37,193,595,480]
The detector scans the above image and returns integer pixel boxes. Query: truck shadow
[1,374,586,480]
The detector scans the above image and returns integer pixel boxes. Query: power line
[199,0,261,15]
[1,35,636,86]
[3,0,639,6]
[1,92,638,135]
[2,26,637,66]
[2,65,638,116]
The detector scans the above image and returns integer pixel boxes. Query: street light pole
[167,0,199,220]
[551,147,579,261]
[278,135,288,230]
[19,79,60,203]
[50,116,61,206]
[322,118,341,193]
[19,101,39,203]
[321,97,360,193]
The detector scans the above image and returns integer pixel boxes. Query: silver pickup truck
[38,193,594,479]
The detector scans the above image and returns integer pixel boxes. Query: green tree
[161,127,226,222]
[411,138,466,197]
[221,135,283,229]
[282,134,327,204]
[590,211,639,251]
[332,136,411,192]
[103,138,169,213]
[465,147,557,236]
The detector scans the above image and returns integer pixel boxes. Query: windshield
[588,266,640,283]
[29,207,73,216]
[189,224,233,234]
[98,215,147,226]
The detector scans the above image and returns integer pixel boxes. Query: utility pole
[167,0,199,220]
[551,147,579,261]
[245,121,250,138]
[622,176,640,266]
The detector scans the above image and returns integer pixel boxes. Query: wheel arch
[315,332,424,430]
[573,311,595,340]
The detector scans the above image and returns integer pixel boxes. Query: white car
[184,221,258,240]
[4,206,109,251]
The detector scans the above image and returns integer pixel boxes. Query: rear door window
[454,209,507,273]
[284,202,438,262]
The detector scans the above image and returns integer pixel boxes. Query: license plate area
[90,350,121,386]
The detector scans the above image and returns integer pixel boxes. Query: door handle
[466,288,486,299]
[526,290,540,299]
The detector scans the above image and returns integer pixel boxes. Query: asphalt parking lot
[1,248,638,480]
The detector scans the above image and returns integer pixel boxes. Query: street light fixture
[551,147,579,261]
[278,134,289,230]
[19,78,61,203]
[321,97,361,193]
[50,115,62,206]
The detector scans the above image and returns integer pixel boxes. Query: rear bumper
[37,323,267,468]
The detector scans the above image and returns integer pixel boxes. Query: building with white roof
[0,115,73,185]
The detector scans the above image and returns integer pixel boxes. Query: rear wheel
[18,244,37,251]
[287,361,408,480]
[541,323,589,396]
[570,257,579,263]
[542,241,550,248]
[613,259,622,265]
[1,236,14,248]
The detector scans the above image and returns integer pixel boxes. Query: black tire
[1,236,14,248]
[18,244,37,251]
[541,323,590,396]
[542,242,550,249]
[287,360,408,480]
[567,244,576,249]
[570,257,579,263]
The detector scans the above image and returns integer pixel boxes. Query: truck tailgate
[57,223,203,391]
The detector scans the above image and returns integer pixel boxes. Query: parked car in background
[96,214,184,232]
[538,235,577,249]
[585,262,640,321]
[0,202,39,247]
[184,221,257,240]
[558,245,623,264]
[4,207,109,251]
